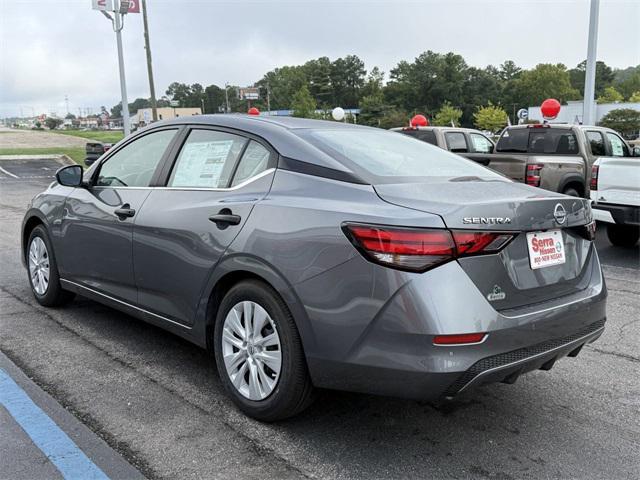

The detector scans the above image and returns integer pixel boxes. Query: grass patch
[0,147,86,166]
[53,130,124,143]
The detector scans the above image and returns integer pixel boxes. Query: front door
[58,128,179,303]
[133,128,276,326]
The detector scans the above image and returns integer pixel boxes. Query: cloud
[1,0,638,117]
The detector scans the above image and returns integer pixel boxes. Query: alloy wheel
[221,300,282,401]
[28,236,50,295]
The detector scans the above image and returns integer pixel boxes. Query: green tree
[629,91,640,102]
[510,63,580,107]
[304,57,333,107]
[613,66,640,99]
[358,91,407,128]
[45,117,63,130]
[473,103,508,133]
[330,55,366,107]
[598,108,640,136]
[257,65,307,111]
[386,51,468,114]
[65,113,76,119]
[433,101,463,126]
[291,85,317,118]
[360,66,384,98]
[597,86,624,104]
[569,60,615,97]
[498,60,522,81]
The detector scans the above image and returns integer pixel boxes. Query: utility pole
[141,0,157,121]
[583,0,600,126]
[266,83,271,115]
[64,95,70,115]
[225,83,230,113]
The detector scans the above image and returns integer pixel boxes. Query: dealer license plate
[526,230,566,270]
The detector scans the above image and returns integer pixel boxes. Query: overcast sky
[1,0,639,117]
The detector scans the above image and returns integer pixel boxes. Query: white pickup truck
[590,144,640,247]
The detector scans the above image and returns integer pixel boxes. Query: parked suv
[391,126,496,166]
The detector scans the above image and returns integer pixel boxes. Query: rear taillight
[590,164,599,191]
[526,164,543,187]
[343,224,515,272]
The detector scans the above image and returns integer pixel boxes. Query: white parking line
[0,166,19,179]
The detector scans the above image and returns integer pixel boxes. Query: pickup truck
[391,126,497,167]
[590,154,640,247]
[395,124,640,198]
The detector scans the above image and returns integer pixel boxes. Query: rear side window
[587,131,606,156]
[168,130,247,188]
[470,133,493,153]
[230,141,271,187]
[496,128,578,155]
[445,132,468,153]
[400,129,438,146]
[298,128,504,183]
[606,132,630,157]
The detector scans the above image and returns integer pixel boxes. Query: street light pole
[583,0,600,126]
[112,1,130,136]
[225,83,230,113]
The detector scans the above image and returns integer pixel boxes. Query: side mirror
[633,146,640,157]
[56,165,84,187]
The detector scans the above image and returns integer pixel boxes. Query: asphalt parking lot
[1,158,639,479]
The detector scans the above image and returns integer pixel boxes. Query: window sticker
[172,140,232,187]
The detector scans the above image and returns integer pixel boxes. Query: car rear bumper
[591,202,640,226]
[303,250,607,400]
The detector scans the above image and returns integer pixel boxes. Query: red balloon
[410,114,429,127]
[540,98,561,120]
[247,107,260,116]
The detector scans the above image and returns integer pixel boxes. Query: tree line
[111,51,640,132]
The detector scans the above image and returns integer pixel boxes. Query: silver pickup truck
[395,124,640,198]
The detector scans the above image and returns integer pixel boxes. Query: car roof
[137,114,367,175]
[390,126,488,134]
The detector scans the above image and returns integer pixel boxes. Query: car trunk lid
[374,179,595,310]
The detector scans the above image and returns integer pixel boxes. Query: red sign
[126,0,140,13]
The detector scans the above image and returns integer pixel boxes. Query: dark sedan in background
[21,116,606,420]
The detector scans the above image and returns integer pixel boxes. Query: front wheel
[213,280,315,421]
[27,225,75,306]
[606,224,640,247]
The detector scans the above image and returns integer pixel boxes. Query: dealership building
[527,100,640,124]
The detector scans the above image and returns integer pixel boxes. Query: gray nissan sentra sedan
[21,115,606,421]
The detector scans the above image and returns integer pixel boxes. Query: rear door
[58,128,178,303]
[132,127,277,326]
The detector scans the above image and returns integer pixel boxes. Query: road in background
[1,163,638,479]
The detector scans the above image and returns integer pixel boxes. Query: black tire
[213,280,315,421]
[26,225,75,307]
[562,186,581,197]
[606,224,640,248]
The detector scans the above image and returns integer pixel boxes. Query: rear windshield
[399,129,438,146]
[496,127,579,155]
[297,128,505,183]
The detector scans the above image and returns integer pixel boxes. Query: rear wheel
[27,225,75,306]
[606,224,640,247]
[213,280,315,421]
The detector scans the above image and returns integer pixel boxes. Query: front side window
[470,133,494,153]
[298,128,504,183]
[96,129,177,187]
[168,130,247,188]
[586,131,605,156]
[231,141,271,187]
[606,132,630,157]
[445,132,468,153]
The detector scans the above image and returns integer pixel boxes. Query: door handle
[209,209,241,229]
[115,204,136,219]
